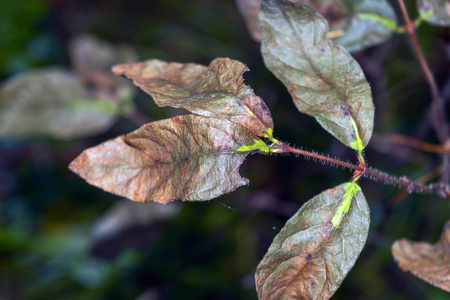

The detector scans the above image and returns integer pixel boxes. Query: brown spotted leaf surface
[418,0,450,26]
[256,183,370,299]
[259,0,374,149]
[69,115,256,204]
[112,58,273,137]
[0,68,117,139]
[392,220,450,292]
[236,0,396,51]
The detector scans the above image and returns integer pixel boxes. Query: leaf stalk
[272,143,450,199]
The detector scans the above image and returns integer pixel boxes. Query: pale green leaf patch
[237,138,282,153]
[417,0,450,27]
[331,179,362,228]
[357,13,403,33]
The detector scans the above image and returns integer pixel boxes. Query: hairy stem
[277,144,361,171]
[390,164,444,206]
[273,144,450,199]
[362,167,449,198]
[397,0,450,182]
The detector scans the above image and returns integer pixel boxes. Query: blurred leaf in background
[0,0,449,299]
[0,34,137,140]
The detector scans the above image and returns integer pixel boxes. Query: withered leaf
[392,220,450,292]
[112,57,273,137]
[259,0,374,149]
[256,183,370,299]
[236,0,396,51]
[0,68,117,139]
[69,115,257,204]
[417,0,450,26]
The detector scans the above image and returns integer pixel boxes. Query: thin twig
[275,144,362,171]
[391,164,444,206]
[363,167,449,198]
[273,143,450,199]
[397,0,450,183]
[397,0,441,106]
[361,163,444,259]
[372,133,450,153]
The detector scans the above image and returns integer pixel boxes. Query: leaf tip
[111,64,126,76]
[68,152,84,177]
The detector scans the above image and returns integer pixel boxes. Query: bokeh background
[0,0,449,299]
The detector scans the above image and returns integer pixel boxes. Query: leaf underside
[256,183,370,299]
[112,57,273,137]
[418,0,450,26]
[69,115,256,204]
[392,220,450,292]
[259,0,374,149]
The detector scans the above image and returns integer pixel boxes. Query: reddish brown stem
[274,144,450,199]
[391,164,444,206]
[397,0,441,106]
[278,144,362,171]
[397,0,450,182]
[362,168,449,198]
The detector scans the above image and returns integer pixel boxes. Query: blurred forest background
[0,0,449,299]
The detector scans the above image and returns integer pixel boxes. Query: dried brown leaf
[256,183,370,299]
[69,115,256,204]
[112,58,273,137]
[392,220,450,292]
